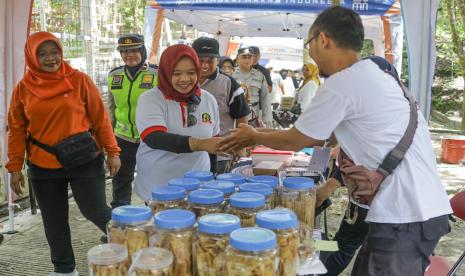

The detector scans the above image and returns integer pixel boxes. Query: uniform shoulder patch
[108,66,124,76]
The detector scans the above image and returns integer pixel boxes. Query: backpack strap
[30,137,56,154]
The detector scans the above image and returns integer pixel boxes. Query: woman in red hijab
[134,44,221,201]
[7,32,121,276]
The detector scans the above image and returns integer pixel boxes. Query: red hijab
[22,32,76,98]
[157,44,201,102]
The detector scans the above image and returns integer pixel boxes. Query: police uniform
[232,48,272,126]
[107,34,158,208]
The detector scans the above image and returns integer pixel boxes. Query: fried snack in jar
[129,247,173,276]
[247,175,279,208]
[202,180,236,202]
[150,186,188,214]
[227,192,265,227]
[281,177,316,230]
[216,173,246,186]
[88,243,129,276]
[256,209,299,276]
[193,213,241,276]
[225,227,278,276]
[108,205,153,260]
[187,189,224,218]
[152,209,196,276]
[239,183,273,209]
[168,177,201,192]
[184,171,214,183]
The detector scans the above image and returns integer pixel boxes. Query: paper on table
[314,240,339,252]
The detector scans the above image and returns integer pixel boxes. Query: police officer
[107,34,158,208]
[249,46,273,93]
[233,48,272,128]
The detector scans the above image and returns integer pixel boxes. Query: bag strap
[370,59,419,178]
[30,137,56,154]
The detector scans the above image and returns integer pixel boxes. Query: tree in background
[444,0,465,131]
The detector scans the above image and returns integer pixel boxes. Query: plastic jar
[216,173,246,186]
[88,243,129,276]
[184,171,214,183]
[152,209,196,276]
[107,205,153,259]
[225,227,278,275]
[129,247,173,276]
[149,185,187,214]
[188,189,224,217]
[167,177,200,192]
[247,175,279,208]
[193,213,241,275]
[202,180,236,200]
[239,183,273,209]
[281,177,316,230]
[256,209,300,276]
[227,192,265,227]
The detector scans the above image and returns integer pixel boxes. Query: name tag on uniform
[140,74,154,89]
[111,75,124,89]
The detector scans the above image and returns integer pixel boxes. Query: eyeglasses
[304,35,317,50]
[187,102,198,127]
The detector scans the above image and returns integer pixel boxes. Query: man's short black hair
[310,6,364,52]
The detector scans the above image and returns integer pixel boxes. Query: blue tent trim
[151,0,396,16]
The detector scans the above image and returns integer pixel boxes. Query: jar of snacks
[129,247,173,276]
[168,177,200,192]
[152,209,196,276]
[227,192,265,227]
[193,213,241,275]
[188,189,224,217]
[202,180,236,201]
[256,209,299,276]
[225,227,278,276]
[216,173,246,186]
[149,185,187,214]
[281,177,316,230]
[184,171,214,183]
[107,205,153,259]
[239,183,273,209]
[247,175,279,208]
[88,243,129,276]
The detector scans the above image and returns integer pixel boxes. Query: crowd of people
[5,5,451,276]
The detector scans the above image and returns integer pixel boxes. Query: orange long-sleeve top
[7,70,121,172]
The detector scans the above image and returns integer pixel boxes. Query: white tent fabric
[402,0,440,119]
[0,0,33,232]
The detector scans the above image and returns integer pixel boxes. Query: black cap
[192,37,220,57]
[237,47,252,56]
[117,34,144,51]
[249,46,260,55]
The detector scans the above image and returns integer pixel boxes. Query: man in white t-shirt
[220,6,451,275]
[270,69,285,110]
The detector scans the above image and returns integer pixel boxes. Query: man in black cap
[107,34,158,209]
[192,37,250,173]
[249,46,272,93]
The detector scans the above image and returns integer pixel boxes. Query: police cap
[117,34,144,51]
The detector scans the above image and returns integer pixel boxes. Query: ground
[0,132,463,275]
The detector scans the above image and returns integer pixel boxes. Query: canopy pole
[148,9,164,64]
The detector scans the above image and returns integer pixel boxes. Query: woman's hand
[190,137,224,155]
[219,123,258,153]
[10,171,25,196]
[106,156,121,177]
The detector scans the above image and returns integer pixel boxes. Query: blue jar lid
[239,183,273,196]
[188,189,224,204]
[151,186,186,201]
[111,205,152,224]
[229,192,265,208]
[202,180,236,194]
[247,175,279,188]
[154,209,196,229]
[198,213,241,235]
[168,178,201,191]
[216,173,246,185]
[283,177,315,190]
[256,209,298,230]
[229,227,276,251]
[184,171,214,182]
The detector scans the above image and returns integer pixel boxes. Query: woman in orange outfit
[7,31,121,276]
